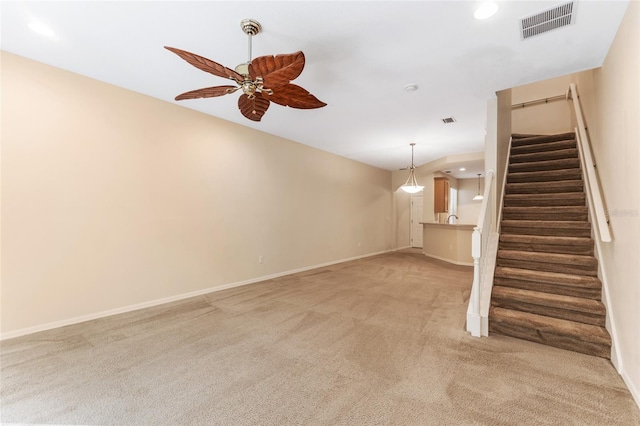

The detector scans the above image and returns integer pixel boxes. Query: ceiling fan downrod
[240,19,262,64]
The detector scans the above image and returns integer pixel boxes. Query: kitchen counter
[419,222,474,266]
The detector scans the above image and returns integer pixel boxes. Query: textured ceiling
[1,1,629,173]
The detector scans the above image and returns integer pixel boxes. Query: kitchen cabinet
[434,177,449,213]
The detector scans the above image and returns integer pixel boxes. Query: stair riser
[507,169,582,183]
[488,321,610,358]
[509,158,580,173]
[500,226,592,238]
[510,148,579,164]
[510,140,576,155]
[493,277,601,299]
[499,241,594,256]
[496,258,598,277]
[491,298,605,326]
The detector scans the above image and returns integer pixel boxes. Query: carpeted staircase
[489,132,611,359]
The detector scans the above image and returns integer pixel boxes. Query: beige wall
[496,88,512,226]
[457,178,483,225]
[1,52,393,335]
[512,76,573,135]
[394,190,412,248]
[575,2,640,403]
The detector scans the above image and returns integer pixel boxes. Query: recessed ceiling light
[459,167,466,171]
[28,20,55,38]
[474,2,499,20]
[404,84,418,92]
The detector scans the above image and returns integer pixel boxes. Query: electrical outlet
[259,256,264,264]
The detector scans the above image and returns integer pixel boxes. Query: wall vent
[520,2,575,40]
[442,117,456,124]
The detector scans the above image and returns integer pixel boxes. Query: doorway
[410,196,423,248]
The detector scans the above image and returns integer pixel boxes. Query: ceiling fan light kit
[165,18,326,122]
[400,143,424,194]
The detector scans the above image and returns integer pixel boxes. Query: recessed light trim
[474,2,499,20]
[404,84,418,92]
[459,168,466,171]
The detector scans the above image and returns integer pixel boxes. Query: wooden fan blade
[238,94,270,122]
[175,85,239,101]
[249,51,305,88]
[165,46,244,82]
[265,84,327,109]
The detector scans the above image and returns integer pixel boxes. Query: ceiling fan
[165,19,326,122]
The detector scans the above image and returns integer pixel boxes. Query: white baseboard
[422,252,473,267]
[0,249,391,341]
[621,370,640,410]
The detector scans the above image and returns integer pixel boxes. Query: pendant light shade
[473,173,484,201]
[400,143,424,193]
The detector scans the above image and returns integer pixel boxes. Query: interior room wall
[1,52,393,336]
[572,2,639,406]
[456,178,484,225]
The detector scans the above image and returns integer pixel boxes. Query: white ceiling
[1,1,629,171]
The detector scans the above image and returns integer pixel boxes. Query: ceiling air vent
[520,2,575,40]
[442,117,456,124]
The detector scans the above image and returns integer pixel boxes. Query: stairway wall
[574,1,640,406]
[512,75,575,135]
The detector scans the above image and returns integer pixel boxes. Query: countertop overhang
[419,222,475,231]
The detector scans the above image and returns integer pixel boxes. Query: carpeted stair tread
[506,180,583,194]
[510,139,577,155]
[502,206,588,221]
[499,234,594,255]
[509,157,580,173]
[497,249,597,276]
[491,286,606,326]
[501,219,591,229]
[510,132,576,146]
[510,148,578,164]
[494,266,601,289]
[507,168,582,183]
[503,192,586,207]
[490,131,609,358]
[489,307,611,358]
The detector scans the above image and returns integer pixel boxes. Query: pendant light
[473,173,484,201]
[400,143,424,194]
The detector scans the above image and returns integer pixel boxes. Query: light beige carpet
[1,250,638,425]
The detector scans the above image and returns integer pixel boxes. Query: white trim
[422,252,473,267]
[621,370,640,410]
[0,249,391,341]
[393,245,412,251]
